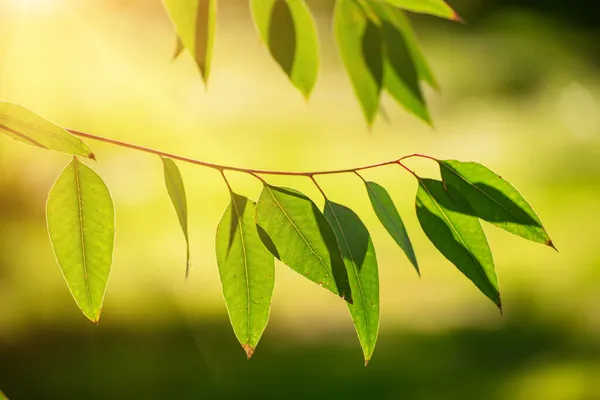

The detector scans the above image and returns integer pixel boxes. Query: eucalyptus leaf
[324,201,379,364]
[161,157,191,277]
[440,160,554,248]
[216,193,275,359]
[256,185,352,302]
[365,181,419,274]
[380,17,430,123]
[367,0,460,20]
[368,4,439,89]
[250,0,319,98]
[416,179,500,308]
[0,390,7,400]
[46,157,115,323]
[0,102,94,159]
[163,0,217,83]
[334,0,384,125]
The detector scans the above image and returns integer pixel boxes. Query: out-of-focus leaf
[250,0,319,98]
[380,17,430,123]
[0,102,94,158]
[161,157,191,277]
[0,389,8,400]
[324,201,379,364]
[368,4,438,89]
[368,0,460,21]
[256,185,351,302]
[216,193,275,359]
[365,181,419,274]
[46,157,115,323]
[163,0,217,83]
[334,0,384,125]
[440,160,554,248]
[173,37,185,59]
[416,179,501,308]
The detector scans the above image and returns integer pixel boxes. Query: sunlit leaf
[365,181,419,274]
[163,0,217,83]
[324,201,379,364]
[440,160,554,248]
[216,193,275,359]
[46,157,115,323]
[0,102,94,158]
[368,0,461,21]
[416,179,501,308]
[0,389,8,400]
[250,0,319,98]
[368,4,439,89]
[334,0,384,125]
[380,17,430,123]
[161,157,191,277]
[256,185,352,302]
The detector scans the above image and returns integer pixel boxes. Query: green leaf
[416,179,500,308]
[0,102,94,159]
[334,0,384,125]
[161,157,191,278]
[250,0,319,98]
[0,390,8,400]
[440,160,554,248]
[365,181,419,274]
[163,0,217,83]
[255,185,352,302]
[46,157,115,323]
[324,201,379,364]
[368,0,460,21]
[380,16,430,123]
[368,4,439,89]
[216,193,275,359]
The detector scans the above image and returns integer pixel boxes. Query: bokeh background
[0,0,599,398]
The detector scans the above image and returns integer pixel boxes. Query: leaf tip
[364,358,370,367]
[497,298,503,316]
[242,344,255,359]
[547,240,558,252]
[88,152,97,161]
[451,11,465,23]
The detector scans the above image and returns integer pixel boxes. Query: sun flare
[10,0,60,12]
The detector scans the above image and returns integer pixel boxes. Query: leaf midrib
[73,159,92,313]
[265,186,334,282]
[441,163,546,242]
[231,196,252,344]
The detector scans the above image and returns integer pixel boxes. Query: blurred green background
[0,0,599,398]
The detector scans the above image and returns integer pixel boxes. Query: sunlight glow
[10,0,60,12]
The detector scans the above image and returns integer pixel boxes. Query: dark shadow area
[362,19,384,90]
[269,0,296,76]
[1,309,597,400]
[227,193,248,253]
[324,201,369,271]
[194,0,213,75]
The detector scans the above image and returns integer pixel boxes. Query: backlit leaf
[161,157,191,277]
[324,201,379,364]
[440,160,554,248]
[216,193,275,359]
[416,179,500,308]
[251,0,319,98]
[173,37,185,60]
[368,4,439,89]
[0,390,8,400]
[0,102,94,159]
[365,181,419,274]
[46,157,115,323]
[334,0,384,125]
[368,0,460,21]
[256,185,351,302]
[163,0,217,83]
[380,17,430,123]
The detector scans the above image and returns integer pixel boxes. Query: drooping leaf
[0,102,94,158]
[369,0,461,21]
[46,157,115,323]
[368,4,438,89]
[216,193,275,359]
[161,157,191,277]
[255,185,352,302]
[163,0,217,83]
[416,179,500,308]
[365,181,419,274]
[380,17,430,123]
[250,0,319,98]
[334,0,384,125]
[440,160,554,248]
[324,201,379,364]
